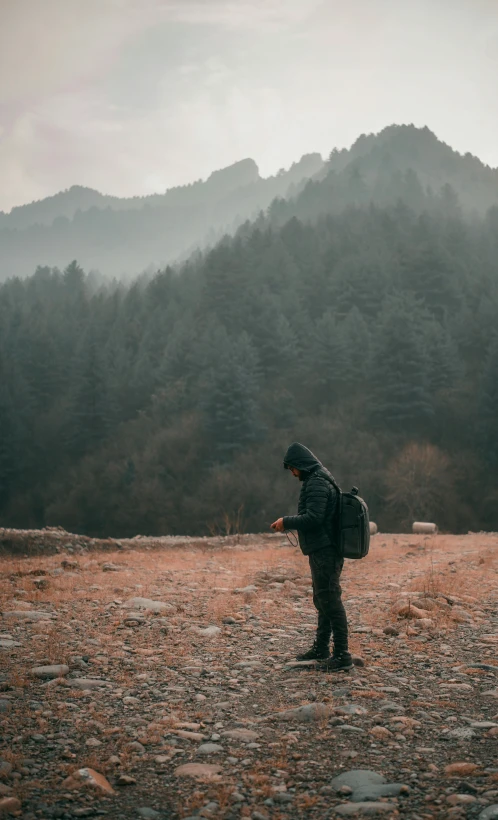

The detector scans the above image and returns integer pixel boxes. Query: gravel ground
[1,531,498,820]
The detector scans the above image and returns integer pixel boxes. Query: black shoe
[296,643,330,662]
[317,652,353,672]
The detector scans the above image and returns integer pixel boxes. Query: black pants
[308,549,348,655]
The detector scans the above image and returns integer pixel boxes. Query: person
[271,442,352,672]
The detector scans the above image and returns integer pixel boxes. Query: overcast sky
[0,0,497,212]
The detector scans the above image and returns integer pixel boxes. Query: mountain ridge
[2,124,498,280]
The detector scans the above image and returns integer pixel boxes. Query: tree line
[1,193,498,536]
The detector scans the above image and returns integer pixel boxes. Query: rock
[2,610,53,621]
[0,762,13,778]
[383,627,399,636]
[102,563,125,572]
[233,586,257,594]
[64,678,109,689]
[395,603,431,620]
[444,762,479,776]
[0,702,11,715]
[0,640,21,649]
[192,626,221,637]
[137,810,162,820]
[369,726,393,740]
[447,795,477,806]
[175,730,206,742]
[273,703,329,722]
[32,577,49,589]
[222,729,259,742]
[124,597,174,613]
[0,797,22,815]
[174,763,222,779]
[352,655,365,667]
[116,775,136,786]
[30,664,69,679]
[332,770,385,792]
[62,767,115,795]
[223,617,237,624]
[334,802,397,816]
[330,769,409,803]
[468,721,498,729]
[479,807,498,820]
[447,727,476,740]
[197,743,223,755]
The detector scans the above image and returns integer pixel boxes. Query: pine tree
[478,336,498,467]
[370,296,433,432]
[203,332,263,462]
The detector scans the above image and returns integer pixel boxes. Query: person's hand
[271,517,285,532]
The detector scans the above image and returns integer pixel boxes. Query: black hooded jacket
[282,442,338,555]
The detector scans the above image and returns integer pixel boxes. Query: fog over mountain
[1,124,498,281]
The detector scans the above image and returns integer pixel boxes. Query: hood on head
[283,442,322,473]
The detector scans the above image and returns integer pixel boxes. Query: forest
[1,126,498,537]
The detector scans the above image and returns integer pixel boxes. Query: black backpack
[330,480,370,560]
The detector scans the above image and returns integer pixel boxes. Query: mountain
[1,124,498,282]
[326,124,498,211]
[0,153,324,280]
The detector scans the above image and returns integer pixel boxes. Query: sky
[0,0,497,213]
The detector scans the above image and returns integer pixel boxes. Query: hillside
[0,153,323,280]
[1,531,497,817]
[2,124,498,280]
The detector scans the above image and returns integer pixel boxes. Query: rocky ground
[1,531,498,820]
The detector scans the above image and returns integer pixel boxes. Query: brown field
[1,531,498,819]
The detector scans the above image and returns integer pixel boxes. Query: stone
[102,563,125,572]
[369,726,393,740]
[0,640,21,649]
[175,730,205,742]
[330,769,409,803]
[64,678,108,689]
[62,767,115,795]
[174,763,222,779]
[331,770,385,792]
[334,705,368,716]
[222,729,259,742]
[447,795,477,806]
[233,586,257,594]
[352,655,365,667]
[197,743,223,755]
[116,775,136,785]
[124,597,174,613]
[444,763,479,776]
[2,610,53,621]
[0,701,11,715]
[334,802,397,816]
[137,810,162,820]
[192,626,221,637]
[353,784,409,802]
[447,727,476,740]
[395,603,431,619]
[479,807,498,820]
[273,703,329,722]
[0,797,22,815]
[30,664,69,679]
[383,627,399,636]
[0,762,13,778]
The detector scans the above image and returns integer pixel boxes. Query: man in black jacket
[271,442,352,672]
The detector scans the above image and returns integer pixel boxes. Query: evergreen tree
[478,336,498,467]
[203,332,263,462]
[370,296,433,432]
